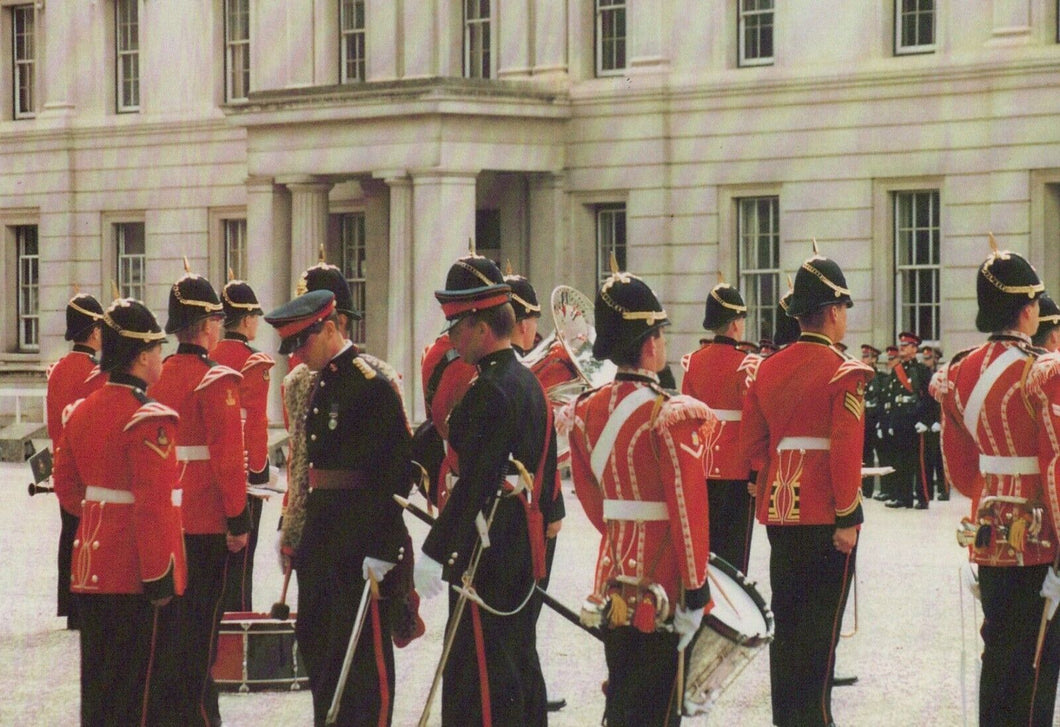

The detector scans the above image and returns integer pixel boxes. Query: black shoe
[872,493,890,501]
[547,699,567,712]
[914,501,929,510]
[938,492,950,501]
[832,674,858,687]
[885,500,910,509]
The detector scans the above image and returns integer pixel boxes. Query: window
[116,0,140,112]
[116,222,145,299]
[739,0,774,67]
[340,0,366,83]
[12,5,35,119]
[225,0,250,102]
[596,204,627,287]
[596,0,626,76]
[464,0,491,79]
[224,219,247,280]
[895,0,935,55]
[894,190,940,341]
[736,197,780,342]
[339,213,367,345]
[16,225,38,351]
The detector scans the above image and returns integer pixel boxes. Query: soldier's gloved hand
[362,557,396,582]
[1041,568,1060,620]
[888,428,894,436]
[876,428,883,440]
[414,554,445,599]
[914,422,928,434]
[931,422,941,433]
[673,604,703,651]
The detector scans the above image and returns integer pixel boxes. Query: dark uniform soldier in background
[916,344,945,501]
[885,331,932,509]
[741,250,873,727]
[53,297,187,727]
[566,266,714,726]
[681,280,757,574]
[860,344,882,498]
[149,270,250,727]
[873,345,900,502]
[267,288,414,727]
[415,254,558,726]
[934,241,1060,726]
[46,292,106,630]
[1033,293,1060,352]
[211,276,274,612]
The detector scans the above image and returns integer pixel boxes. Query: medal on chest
[328,403,339,431]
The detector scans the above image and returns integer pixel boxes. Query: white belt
[712,409,742,422]
[171,489,183,506]
[84,486,134,504]
[176,445,210,461]
[979,455,1039,476]
[777,436,830,451]
[602,499,669,521]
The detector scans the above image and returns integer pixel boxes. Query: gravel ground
[0,461,1031,726]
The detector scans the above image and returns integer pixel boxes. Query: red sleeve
[1033,371,1060,531]
[127,416,182,584]
[202,375,249,521]
[241,360,273,477]
[938,363,982,502]
[828,368,869,527]
[52,423,83,517]
[740,381,770,474]
[569,405,606,535]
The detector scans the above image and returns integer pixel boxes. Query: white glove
[876,428,883,440]
[1041,567,1060,621]
[888,428,894,436]
[931,422,941,433]
[673,604,704,651]
[914,422,928,434]
[414,554,446,599]
[362,557,396,582]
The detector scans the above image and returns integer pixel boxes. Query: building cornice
[0,115,238,145]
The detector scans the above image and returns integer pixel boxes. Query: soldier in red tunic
[149,270,250,727]
[53,297,187,727]
[741,251,873,727]
[211,277,274,612]
[681,280,758,574]
[566,267,714,726]
[46,292,106,630]
[934,242,1060,726]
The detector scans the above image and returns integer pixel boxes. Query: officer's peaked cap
[702,282,746,330]
[898,331,922,346]
[435,255,512,322]
[298,263,362,321]
[592,270,670,361]
[265,290,337,355]
[100,298,166,372]
[786,254,854,318]
[165,272,222,334]
[976,241,1043,333]
[65,293,104,341]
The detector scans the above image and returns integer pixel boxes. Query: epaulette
[61,398,86,429]
[654,393,712,432]
[828,358,875,385]
[1026,351,1060,397]
[927,368,947,400]
[352,356,378,380]
[194,364,242,391]
[359,353,402,385]
[124,401,180,432]
[680,351,693,372]
[45,361,57,380]
[738,353,763,383]
[84,366,104,384]
[242,351,275,373]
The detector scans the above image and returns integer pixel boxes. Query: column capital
[277,175,334,192]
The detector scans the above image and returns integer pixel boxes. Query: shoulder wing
[194,364,242,392]
[124,401,180,432]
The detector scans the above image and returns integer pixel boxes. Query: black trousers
[708,478,755,574]
[766,525,855,727]
[889,431,918,505]
[441,588,546,727]
[921,431,945,497]
[182,534,229,727]
[79,594,182,727]
[979,564,1060,727]
[222,495,263,612]
[603,627,682,727]
[57,506,79,624]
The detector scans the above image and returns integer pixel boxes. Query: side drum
[683,555,773,716]
[212,611,309,693]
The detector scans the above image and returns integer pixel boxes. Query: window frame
[15,224,38,352]
[463,0,492,80]
[595,0,626,77]
[894,0,936,56]
[736,196,781,343]
[12,4,35,120]
[595,204,627,289]
[224,0,250,102]
[223,218,248,281]
[115,0,140,113]
[738,0,774,68]
[893,189,941,343]
[115,221,146,300]
[339,0,367,84]
[338,212,367,346]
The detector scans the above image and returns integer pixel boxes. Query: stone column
[528,172,568,317]
[533,0,568,77]
[628,0,668,70]
[367,0,399,81]
[285,177,334,280]
[498,0,531,79]
[403,0,435,78]
[40,2,79,116]
[382,174,416,413]
[990,0,1032,41]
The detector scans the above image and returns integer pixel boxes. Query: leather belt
[712,409,742,422]
[979,455,1039,476]
[777,436,830,451]
[602,499,669,521]
[177,445,210,461]
[309,469,369,490]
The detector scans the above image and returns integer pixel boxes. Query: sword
[393,494,603,642]
[324,573,377,725]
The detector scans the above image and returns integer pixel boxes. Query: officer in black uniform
[265,289,413,727]
[414,254,559,727]
[916,344,945,500]
[860,344,882,497]
[885,331,932,509]
[874,345,899,502]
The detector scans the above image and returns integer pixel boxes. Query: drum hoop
[703,554,774,647]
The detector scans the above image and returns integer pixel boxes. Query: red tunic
[681,338,757,480]
[567,376,714,609]
[936,337,1060,567]
[420,335,476,507]
[741,335,872,528]
[46,347,106,444]
[53,379,186,598]
[148,348,249,535]
[210,337,275,483]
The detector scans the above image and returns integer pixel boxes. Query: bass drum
[683,555,773,716]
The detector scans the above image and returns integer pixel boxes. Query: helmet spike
[988,232,1000,256]
[73,283,81,295]
[812,238,820,255]
[717,271,726,285]
[182,255,191,273]
[610,251,620,275]
[505,259,513,277]
[111,280,122,301]
[318,245,326,263]
[468,237,475,256]
[786,273,794,291]
[228,267,236,282]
